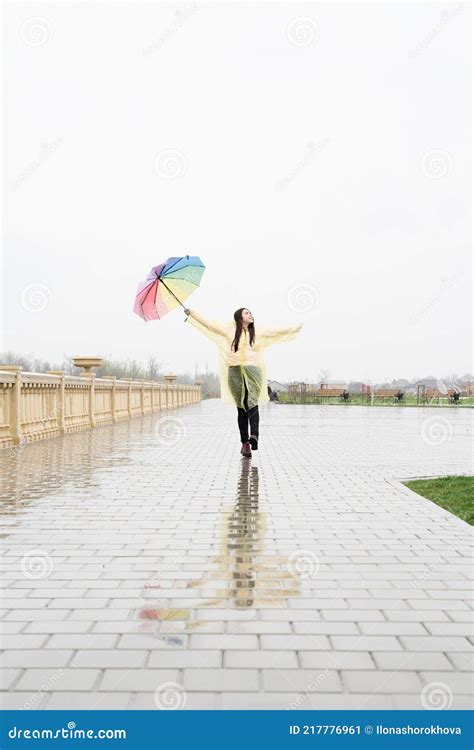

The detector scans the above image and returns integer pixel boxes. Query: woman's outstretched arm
[184,308,228,340]
[259,323,302,348]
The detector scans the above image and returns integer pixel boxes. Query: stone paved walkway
[0,400,472,710]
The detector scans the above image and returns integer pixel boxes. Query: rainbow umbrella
[133,255,205,322]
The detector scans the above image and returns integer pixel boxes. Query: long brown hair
[231,307,255,352]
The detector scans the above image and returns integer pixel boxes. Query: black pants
[237,381,259,443]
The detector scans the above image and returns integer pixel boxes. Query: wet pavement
[0,400,472,710]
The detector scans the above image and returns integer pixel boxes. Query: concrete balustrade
[0,365,201,451]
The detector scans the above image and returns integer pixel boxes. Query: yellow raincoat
[186,309,301,408]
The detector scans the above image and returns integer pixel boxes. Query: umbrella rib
[140,283,158,317]
[162,256,184,275]
[161,274,202,288]
[160,279,186,309]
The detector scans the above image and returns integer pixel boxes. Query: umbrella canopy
[133,255,205,322]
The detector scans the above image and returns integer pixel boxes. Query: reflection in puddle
[136,460,301,636]
[206,462,300,607]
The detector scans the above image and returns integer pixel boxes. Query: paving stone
[184,669,259,692]
[46,692,132,709]
[99,669,180,691]
[261,635,330,650]
[0,650,74,668]
[190,635,258,650]
[4,610,71,621]
[446,652,474,671]
[262,669,342,692]
[0,691,49,709]
[424,622,474,637]
[419,671,474,693]
[330,635,403,651]
[0,635,48,649]
[299,651,376,670]
[149,650,222,668]
[70,650,147,668]
[45,634,119,649]
[127,692,221,710]
[341,670,423,693]
[0,668,22,690]
[117,634,189,649]
[227,621,292,634]
[14,669,101,692]
[224,651,298,669]
[357,622,427,635]
[399,636,472,652]
[293,622,359,635]
[24,622,94,634]
[372,652,454,671]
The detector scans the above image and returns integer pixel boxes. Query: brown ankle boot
[240,442,251,458]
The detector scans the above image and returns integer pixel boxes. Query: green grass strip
[404,475,474,525]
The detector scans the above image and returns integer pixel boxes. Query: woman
[184,306,302,457]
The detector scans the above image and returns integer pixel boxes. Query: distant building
[348,381,371,394]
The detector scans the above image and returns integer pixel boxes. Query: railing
[0,367,202,451]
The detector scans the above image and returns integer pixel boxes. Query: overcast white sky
[2,1,472,384]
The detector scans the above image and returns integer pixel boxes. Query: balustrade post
[1,366,23,446]
[89,374,96,427]
[164,375,177,410]
[140,379,145,415]
[47,370,66,434]
[158,384,163,411]
[195,379,203,404]
[127,378,133,418]
[111,376,117,422]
